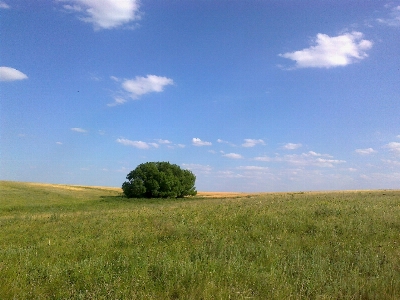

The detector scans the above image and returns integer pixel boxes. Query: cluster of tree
[122,162,197,198]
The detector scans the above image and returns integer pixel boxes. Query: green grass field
[1,181,399,299]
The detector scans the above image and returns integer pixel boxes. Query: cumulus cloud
[60,0,141,30]
[0,67,28,81]
[223,153,243,159]
[108,75,174,106]
[283,143,302,150]
[377,5,400,27]
[242,139,265,147]
[71,127,88,133]
[384,142,400,155]
[0,1,10,9]
[355,148,376,155]
[122,75,174,97]
[192,138,212,146]
[116,138,158,149]
[279,32,373,69]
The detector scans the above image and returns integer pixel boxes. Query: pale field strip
[24,182,122,192]
[16,182,398,197]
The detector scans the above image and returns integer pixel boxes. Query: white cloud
[192,138,212,146]
[0,67,28,81]
[56,142,63,145]
[61,0,141,30]
[384,142,400,155]
[108,75,174,106]
[71,127,87,133]
[122,75,174,97]
[223,153,243,159]
[181,163,212,174]
[107,97,127,107]
[254,155,272,162]
[148,143,159,148]
[355,148,377,155]
[0,1,10,9]
[63,4,82,12]
[217,138,236,146]
[382,159,400,166]
[237,166,269,171]
[156,139,172,144]
[242,139,265,148]
[279,151,345,168]
[279,32,373,69]
[283,143,302,150]
[377,5,400,27]
[217,170,244,179]
[116,138,158,149]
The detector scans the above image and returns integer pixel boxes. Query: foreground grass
[1,181,399,299]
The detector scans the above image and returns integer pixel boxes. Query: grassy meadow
[1,181,399,299]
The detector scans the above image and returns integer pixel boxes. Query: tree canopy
[122,162,197,198]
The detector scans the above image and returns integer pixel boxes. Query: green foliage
[122,162,197,198]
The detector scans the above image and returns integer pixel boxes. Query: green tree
[122,162,197,198]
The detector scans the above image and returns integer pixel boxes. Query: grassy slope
[1,181,400,299]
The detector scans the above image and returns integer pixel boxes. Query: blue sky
[1,0,399,192]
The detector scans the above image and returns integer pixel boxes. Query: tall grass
[1,181,399,299]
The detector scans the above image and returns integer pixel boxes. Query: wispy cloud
[355,148,376,155]
[156,139,172,144]
[0,67,28,81]
[192,138,212,146]
[182,163,212,174]
[242,139,265,148]
[217,139,236,146]
[254,155,272,162]
[116,138,158,149]
[279,151,345,167]
[382,159,400,167]
[279,32,373,69]
[71,127,88,133]
[223,153,243,159]
[0,1,10,9]
[377,5,400,27]
[60,0,141,30]
[108,75,174,106]
[237,166,269,171]
[283,143,302,150]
